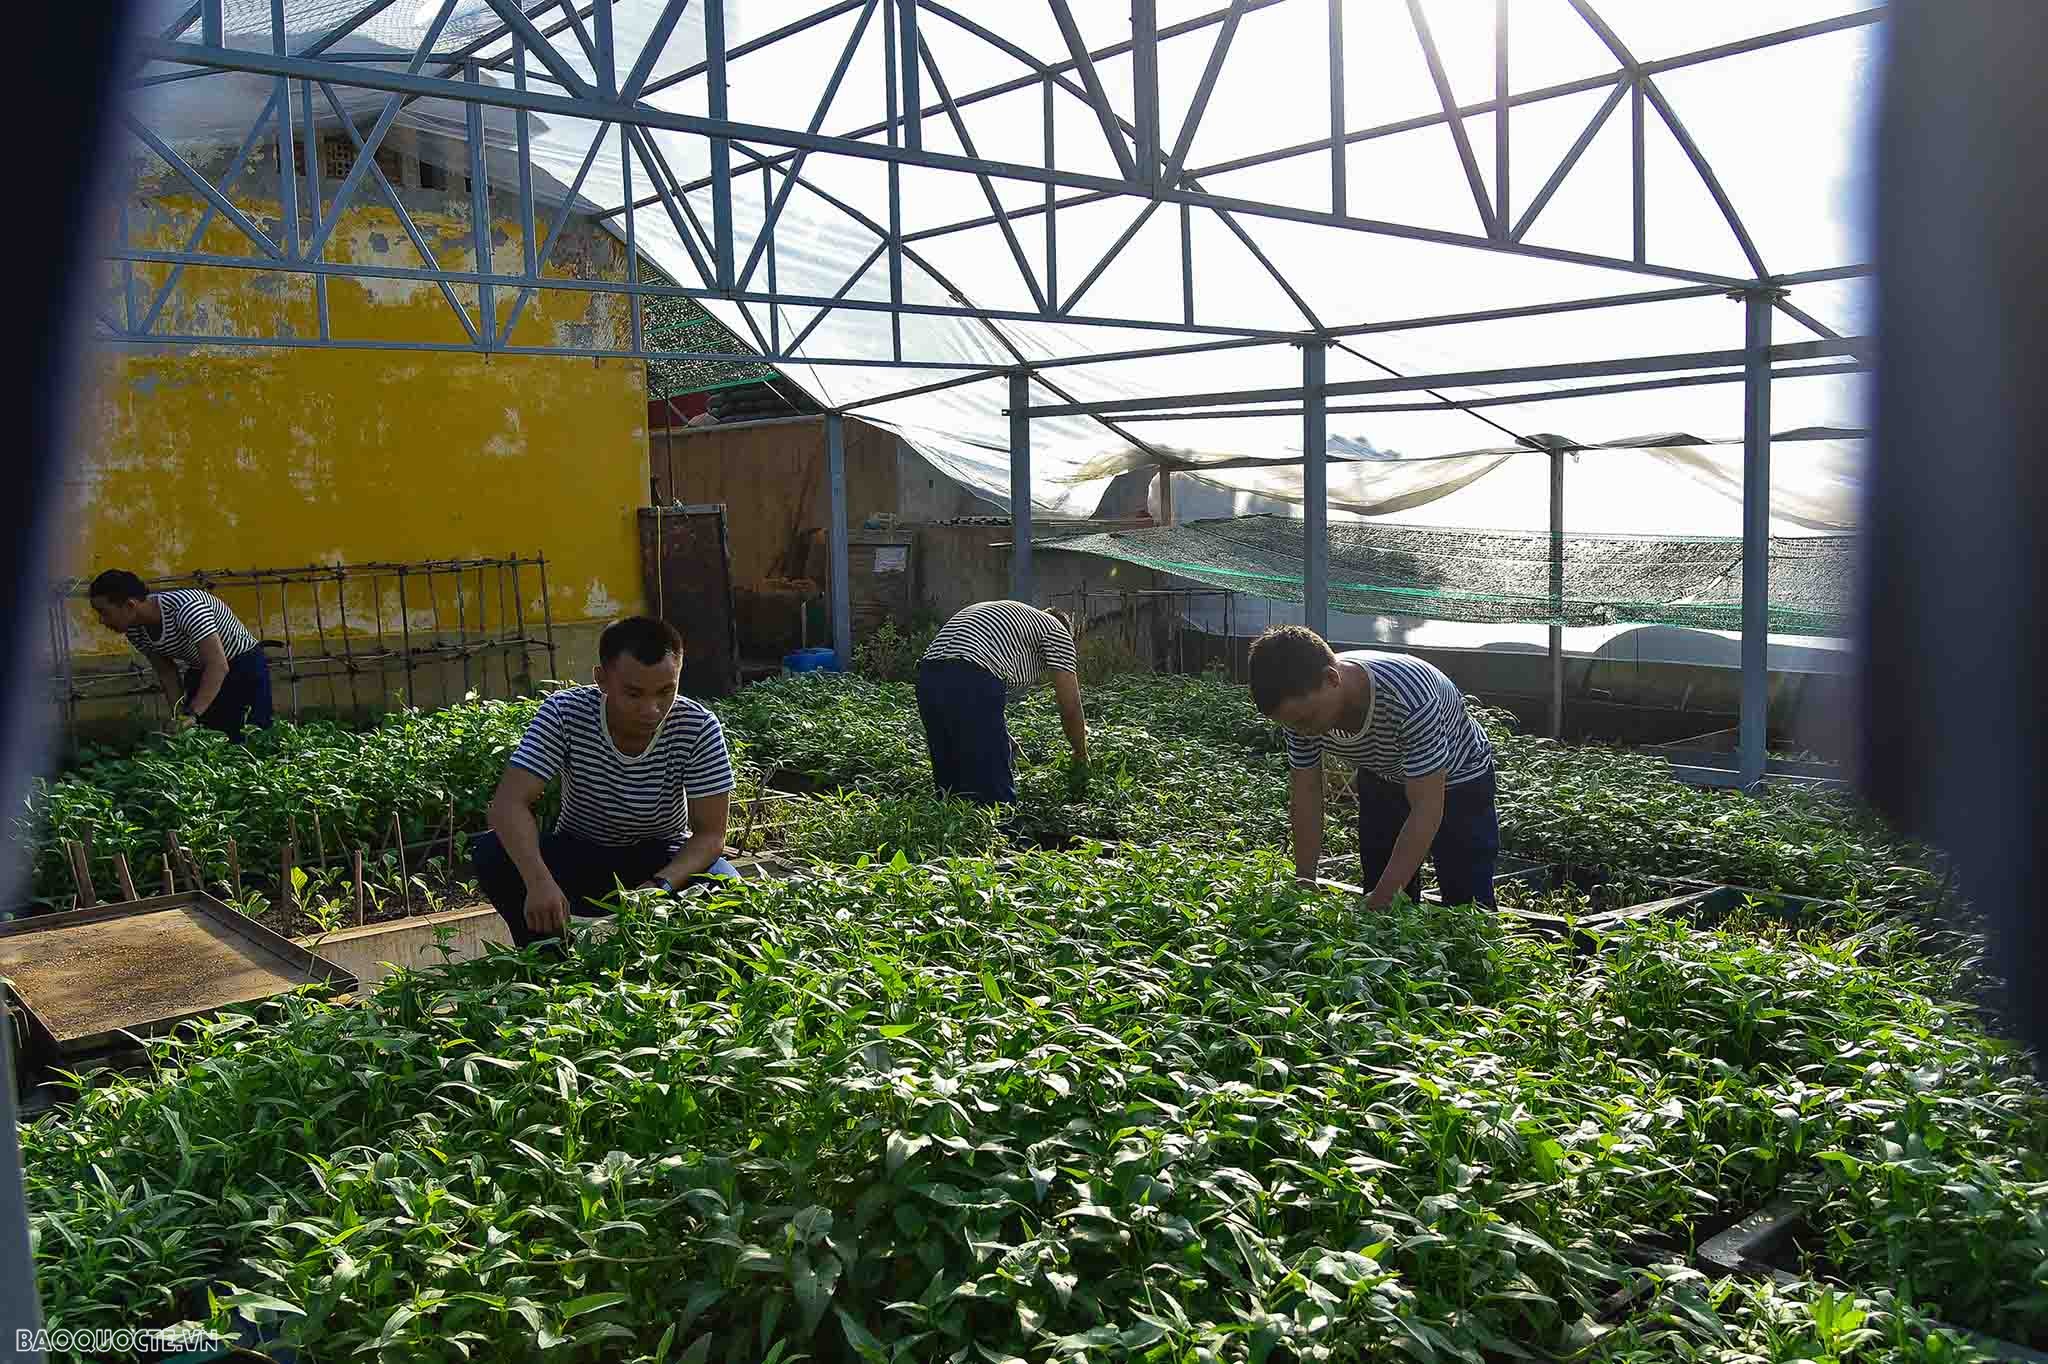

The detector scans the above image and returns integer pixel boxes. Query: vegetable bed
[16,701,546,923]
[25,674,1945,918]
[720,675,1949,912]
[18,668,2033,1362]
[21,846,2044,1363]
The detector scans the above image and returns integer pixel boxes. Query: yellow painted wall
[66,150,648,693]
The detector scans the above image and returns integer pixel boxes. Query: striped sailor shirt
[1283,651,1494,787]
[921,600,1078,697]
[124,589,261,669]
[507,685,736,846]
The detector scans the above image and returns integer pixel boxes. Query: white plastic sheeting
[1169,438,1863,535]
[1061,430,1865,532]
[134,0,1878,534]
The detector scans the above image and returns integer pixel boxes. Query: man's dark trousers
[915,658,1013,805]
[1356,766,1499,907]
[471,829,738,948]
[184,648,274,741]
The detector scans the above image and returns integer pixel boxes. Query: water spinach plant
[21,844,2043,1362]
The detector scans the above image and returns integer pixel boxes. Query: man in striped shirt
[1248,625,1499,908]
[472,616,738,948]
[916,599,1088,805]
[87,569,274,741]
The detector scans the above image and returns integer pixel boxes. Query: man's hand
[1364,887,1396,910]
[524,878,571,936]
[168,711,196,734]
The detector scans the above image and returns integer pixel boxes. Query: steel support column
[826,411,852,668]
[466,61,493,349]
[705,0,734,291]
[1302,341,1329,638]
[1328,0,1345,214]
[897,0,921,151]
[1549,447,1565,738]
[1739,289,1775,786]
[1132,0,1160,188]
[1010,369,1033,602]
[1043,73,1057,301]
[884,0,903,358]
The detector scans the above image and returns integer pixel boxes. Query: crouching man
[88,570,274,741]
[472,616,737,948]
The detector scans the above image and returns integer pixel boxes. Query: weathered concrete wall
[69,145,648,708]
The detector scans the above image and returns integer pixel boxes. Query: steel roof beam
[1020,337,1867,416]
[1101,361,1866,421]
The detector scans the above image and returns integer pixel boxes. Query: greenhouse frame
[114,0,1879,789]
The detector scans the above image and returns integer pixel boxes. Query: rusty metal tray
[0,890,356,1059]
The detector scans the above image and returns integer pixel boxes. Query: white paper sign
[873,546,908,574]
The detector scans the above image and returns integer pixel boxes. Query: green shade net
[1043,515,1853,635]
[644,296,777,398]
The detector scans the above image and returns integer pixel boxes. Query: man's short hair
[1247,625,1336,714]
[1044,606,1076,636]
[87,569,149,603]
[598,616,685,667]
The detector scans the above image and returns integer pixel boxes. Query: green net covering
[1045,515,1853,635]
[644,296,777,398]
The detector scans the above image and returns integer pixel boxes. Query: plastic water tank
[783,647,842,675]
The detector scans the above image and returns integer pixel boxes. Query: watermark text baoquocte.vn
[17,1326,231,1355]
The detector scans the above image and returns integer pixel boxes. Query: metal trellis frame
[114,2,1881,366]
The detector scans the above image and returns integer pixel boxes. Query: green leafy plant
[1073,630,1144,684]
[23,843,2045,1362]
[772,789,1005,864]
[21,697,542,908]
[1591,1273,1997,1363]
[850,614,939,683]
[22,658,2034,1363]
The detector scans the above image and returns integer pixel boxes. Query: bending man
[915,600,1087,805]
[473,616,737,948]
[87,569,273,741]
[1248,625,1498,908]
